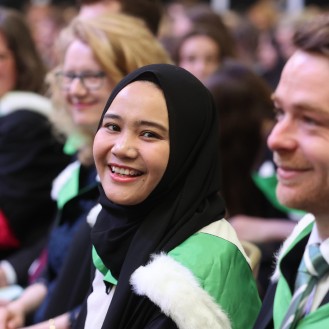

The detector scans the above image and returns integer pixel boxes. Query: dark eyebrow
[271,94,329,116]
[297,104,329,118]
[138,120,168,134]
[103,113,168,134]
[103,113,119,120]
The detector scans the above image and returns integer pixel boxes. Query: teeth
[111,166,141,176]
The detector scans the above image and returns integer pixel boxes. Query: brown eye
[141,131,160,139]
[107,124,120,132]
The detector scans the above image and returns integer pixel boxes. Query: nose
[111,134,138,159]
[267,117,297,152]
[68,77,88,96]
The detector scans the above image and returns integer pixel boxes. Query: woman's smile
[110,164,143,177]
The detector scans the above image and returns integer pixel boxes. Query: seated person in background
[159,2,237,65]
[74,63,261,329]
[77,0,163,36]
[0,6,70,291]
[205,60,300,297]
[172,24,237,84]
[164,4,237,84]
[0,12,172,329]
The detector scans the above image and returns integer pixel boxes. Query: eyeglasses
[55,71,107,91]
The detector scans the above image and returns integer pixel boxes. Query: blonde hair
[48,13,172,164]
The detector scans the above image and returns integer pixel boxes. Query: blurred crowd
[0,0,328,328]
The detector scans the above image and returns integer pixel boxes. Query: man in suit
[254,13,329,329]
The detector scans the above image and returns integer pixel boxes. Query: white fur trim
[51,161,80,200]
[0,91,53,118]
[130,253,231,329]
[86,204,102,227]
[271,213,315,282]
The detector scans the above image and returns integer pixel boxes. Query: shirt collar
[307,222,329,263]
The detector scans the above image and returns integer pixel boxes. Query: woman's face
[178,34,220,83]
[0,32,16,97]
[61,39,115,133]
[93,80,170,205]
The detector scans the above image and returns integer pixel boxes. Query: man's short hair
[293,13,329,56]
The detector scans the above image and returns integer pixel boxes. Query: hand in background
[0,301,25,329]
[229,215,297,243]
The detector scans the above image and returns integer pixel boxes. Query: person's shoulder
[169,219,251,279]
[0,110,52,144]
[172,219,248,259]
[0,91,52,119]
[165,220,261,328]
[130,251,233,329]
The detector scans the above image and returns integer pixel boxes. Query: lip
[108,163,143,183]
[70,99,97,110]
[71,103,94,110]
[276,166,309,183]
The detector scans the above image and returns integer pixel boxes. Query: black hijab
[90,64,226,328]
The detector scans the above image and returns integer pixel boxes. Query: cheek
[317,160,329,180]
[94,92,108,115]
[303,140,329,163]
[180,59,194,69]
[8,65,17,86]
[63,91,73,108]
[99,82,113,105]
[151,145,169,182]
[0,61,16,89]
[93,133,109,166]
[209,59,220,70]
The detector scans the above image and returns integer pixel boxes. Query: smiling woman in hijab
[75,63,261,329]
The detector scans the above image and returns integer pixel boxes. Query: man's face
[268,50,329,217]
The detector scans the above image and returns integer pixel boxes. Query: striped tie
[280,243,329,329]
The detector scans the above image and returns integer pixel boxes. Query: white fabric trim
[130,253,232,329]
[51,161,80,200]
[271,213,315,282]
[0,91,52,118]
[85,269,115,329]
[0,260,17,285]
[199,219,250,265]
[86,204,102,227]
[258,160,276,177]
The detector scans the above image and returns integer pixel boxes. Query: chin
[111,199,139,206]
[278,196,308,214]
[106,193,146,206]
[277,186,302,210]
